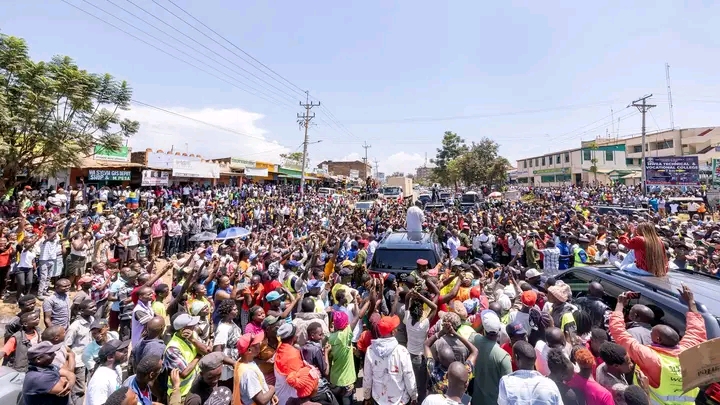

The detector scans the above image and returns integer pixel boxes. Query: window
[565,152,570,163]
[540,175,555,183]
[556,155,561,164]
[555,174,571,182]
[626,158,634,165]
[583,149,591,161]
[541,157,546,166]
[659,140,673,149]
[633,145,642,153]
[555,270,594,298]
[535,158,539,166]
[523,161,527,169]
[529,160,533,167]
[605,150,613,161]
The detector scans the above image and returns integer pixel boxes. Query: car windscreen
[355,203,372,210]
[382,187,401,195]
[371,249,436,271]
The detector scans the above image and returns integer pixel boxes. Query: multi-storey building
[513,127,720,186]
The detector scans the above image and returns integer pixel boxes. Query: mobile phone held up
[626,291,641,299]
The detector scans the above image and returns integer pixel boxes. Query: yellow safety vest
[166,334,198,397]
[634,349,699,405]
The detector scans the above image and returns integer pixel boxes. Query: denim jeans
[38,260,55,295]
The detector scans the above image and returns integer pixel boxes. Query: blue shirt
[557,242,571,270]
[23,365,67,405]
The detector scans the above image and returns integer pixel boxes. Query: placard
[680,337,720,393]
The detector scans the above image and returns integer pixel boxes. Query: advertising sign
[148,152,201,169]
[172,160,220,179]
[141,170,170,186]
[645,156,699,185]
[88,170,131,181]
[349,169,359,179]
[255,162,278,173]
[230,158,255,169]
[94,146,129,162]
[533,168,569,175]
[713,159,720,187]
[245,168,269,177]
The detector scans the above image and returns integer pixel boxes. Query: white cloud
[125,105,290,163]
[340,152,362,161]
[380,152,425,175]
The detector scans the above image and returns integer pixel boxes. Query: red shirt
[0,246,14,268]
[501,342,518,371]
[618,235,667,274]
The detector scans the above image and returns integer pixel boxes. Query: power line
[338,100,619,125]
[298,92,320,194]
[61,0,297,110]
[108,0,301,105]
[160,0,306,95]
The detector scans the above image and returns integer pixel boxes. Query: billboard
[645,156,699,185]
[349,169,359,179]
[141,170,169,186]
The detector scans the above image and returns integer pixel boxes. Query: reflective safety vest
[283,274,298,293]
[634,349,699,405]
[573,247,587,267]
[166,334,198,397]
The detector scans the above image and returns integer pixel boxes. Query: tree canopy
[0,34,139,191]
[431,131,510,187]
[280,151,305,169]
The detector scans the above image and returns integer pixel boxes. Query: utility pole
[298,91,320,195]
[362,142,371,177]
[630,94,656,196]
[373,158,379,179]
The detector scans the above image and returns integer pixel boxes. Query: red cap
[458,246,468,252]
[236,331,265,354]
[376,315,400,337]
[521,290,538,307]
[470,286,482,299]
[416,259,428,266]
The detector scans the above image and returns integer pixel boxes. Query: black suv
[369,231,443,274]
[555,265,720,338]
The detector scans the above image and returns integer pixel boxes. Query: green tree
[462,137,509,186]
[0,35,139,191]
[280,151,305,168]
[431,131,467,186]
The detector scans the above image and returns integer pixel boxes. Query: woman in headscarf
[190,300,212,342]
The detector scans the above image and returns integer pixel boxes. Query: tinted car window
[371,249,437,272]
[556,270,595,297]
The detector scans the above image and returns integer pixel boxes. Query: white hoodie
[363,337,417,405]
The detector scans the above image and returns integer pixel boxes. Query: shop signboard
[88,170,131,181]
[255,161,278,173]
[712,158,720,187]
[645,156,699,185]
[349,169,359,179]
[141,170,170,186]
[533,167,569,175]
[172,160,220,179]
[94,146,130,162]
[148,152,200,169]
[230,158,256,169]
[245,168,268,177]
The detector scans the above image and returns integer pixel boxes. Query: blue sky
[4,0,720,174]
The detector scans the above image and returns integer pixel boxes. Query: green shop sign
[94,146,129,162]
[533,167,570,175]
[88,170,131,181]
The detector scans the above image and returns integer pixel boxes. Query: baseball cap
[98,339,130,360]
[286,260,300,268]
[377,315,400,337]
[173,313,200,330]
[277,323,296,339]
[307,279,325,290]
[416,259,428,266]
[261,315,280,328]
[506,321,528,337]
[521,290,538,307]
[525,269,542,279]
[266,291,282,302]
[89,319,109,331]
[236,332,265,354]
[480,310,502,335]
[198,352,225,372]
[27,341,63,360]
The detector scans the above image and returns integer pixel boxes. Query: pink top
[151,221,164,238]
[244,321,263,335]
[567,374,614,405]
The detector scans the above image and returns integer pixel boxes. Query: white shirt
[363,337,417,405]
[403,311,430,356]
[240,361,269,405]
[508,235,524,256]
[86,365,122,405]
[406,206,424,233]
[498,370,563,405]
[447,236,460,259]
[18,249,36,268]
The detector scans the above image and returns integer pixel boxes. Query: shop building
[317,160,372,180]
[67,146,144,188]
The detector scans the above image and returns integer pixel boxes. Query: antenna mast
[666,63,675,129]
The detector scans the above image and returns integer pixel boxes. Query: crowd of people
[0,181,715,405]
